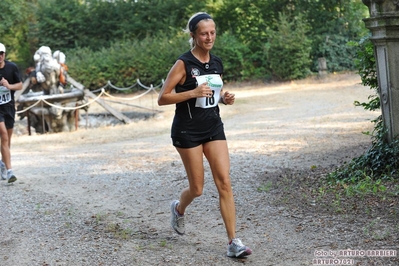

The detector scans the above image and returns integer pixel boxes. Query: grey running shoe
[0,161,6,180]
[227,238,252,258]
[170,200,185,235]
[7,170,16,183]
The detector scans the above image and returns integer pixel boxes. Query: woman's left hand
[222,91,235,105]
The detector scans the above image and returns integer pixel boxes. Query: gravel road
[1,73,397,266]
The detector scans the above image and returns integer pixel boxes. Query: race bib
[0,86,11,105]
[195,74,223,108]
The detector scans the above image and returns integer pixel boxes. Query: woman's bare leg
[175,145,205,214]
[203,140,236,241]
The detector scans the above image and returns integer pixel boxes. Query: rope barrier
[106,80,138,91]
[16,90,105,113]
[136,79,164,90]
[102,86,156,100]
[91,84,110,93]
[15,99,42,114]
[16,78,164,114]
[41,89,106,111]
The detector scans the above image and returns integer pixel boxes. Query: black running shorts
[172,130,226,149]
[0,105,15,129]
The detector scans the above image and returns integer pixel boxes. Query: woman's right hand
[196,82,213,98]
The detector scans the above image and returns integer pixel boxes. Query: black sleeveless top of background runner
[171,51,224,141]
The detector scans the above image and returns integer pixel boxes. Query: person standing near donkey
[158,12,252,258]
[0,43,22,183]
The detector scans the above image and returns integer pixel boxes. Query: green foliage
[68,30,260,88]
[328,119,399,183]
[267,13,312,80]
[0,0,371,83]
[315,34,358,72]
[36,0,87,50]
[344,176,387,196]
[351,36,380,111]
[215,0,269,46]
[67,35,188,89]
[0,0,36,66]
[214,0,368,78]
[329,36,399,185]
[36,0,207,51]
[299,0,369,72]
[212,32,256,81]
[214,0,282,80]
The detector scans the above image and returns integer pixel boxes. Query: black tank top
[171,51,224,141]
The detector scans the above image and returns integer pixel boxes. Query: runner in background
[0,43,23,183]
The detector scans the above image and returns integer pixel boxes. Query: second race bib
[0,86,11,105]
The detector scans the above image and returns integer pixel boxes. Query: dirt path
[1,73,397,266]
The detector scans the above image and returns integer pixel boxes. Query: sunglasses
[0,52,4,55]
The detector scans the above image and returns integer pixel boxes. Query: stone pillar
[362,0,399,142]
[318,57,327,76]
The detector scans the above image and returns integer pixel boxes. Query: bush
[67,31,269,90]
[267,13,312,81]
[67,35,188,90]
[212,32,255,81]
[314,34,358,73]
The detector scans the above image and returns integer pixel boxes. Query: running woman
[158,12,252,258]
